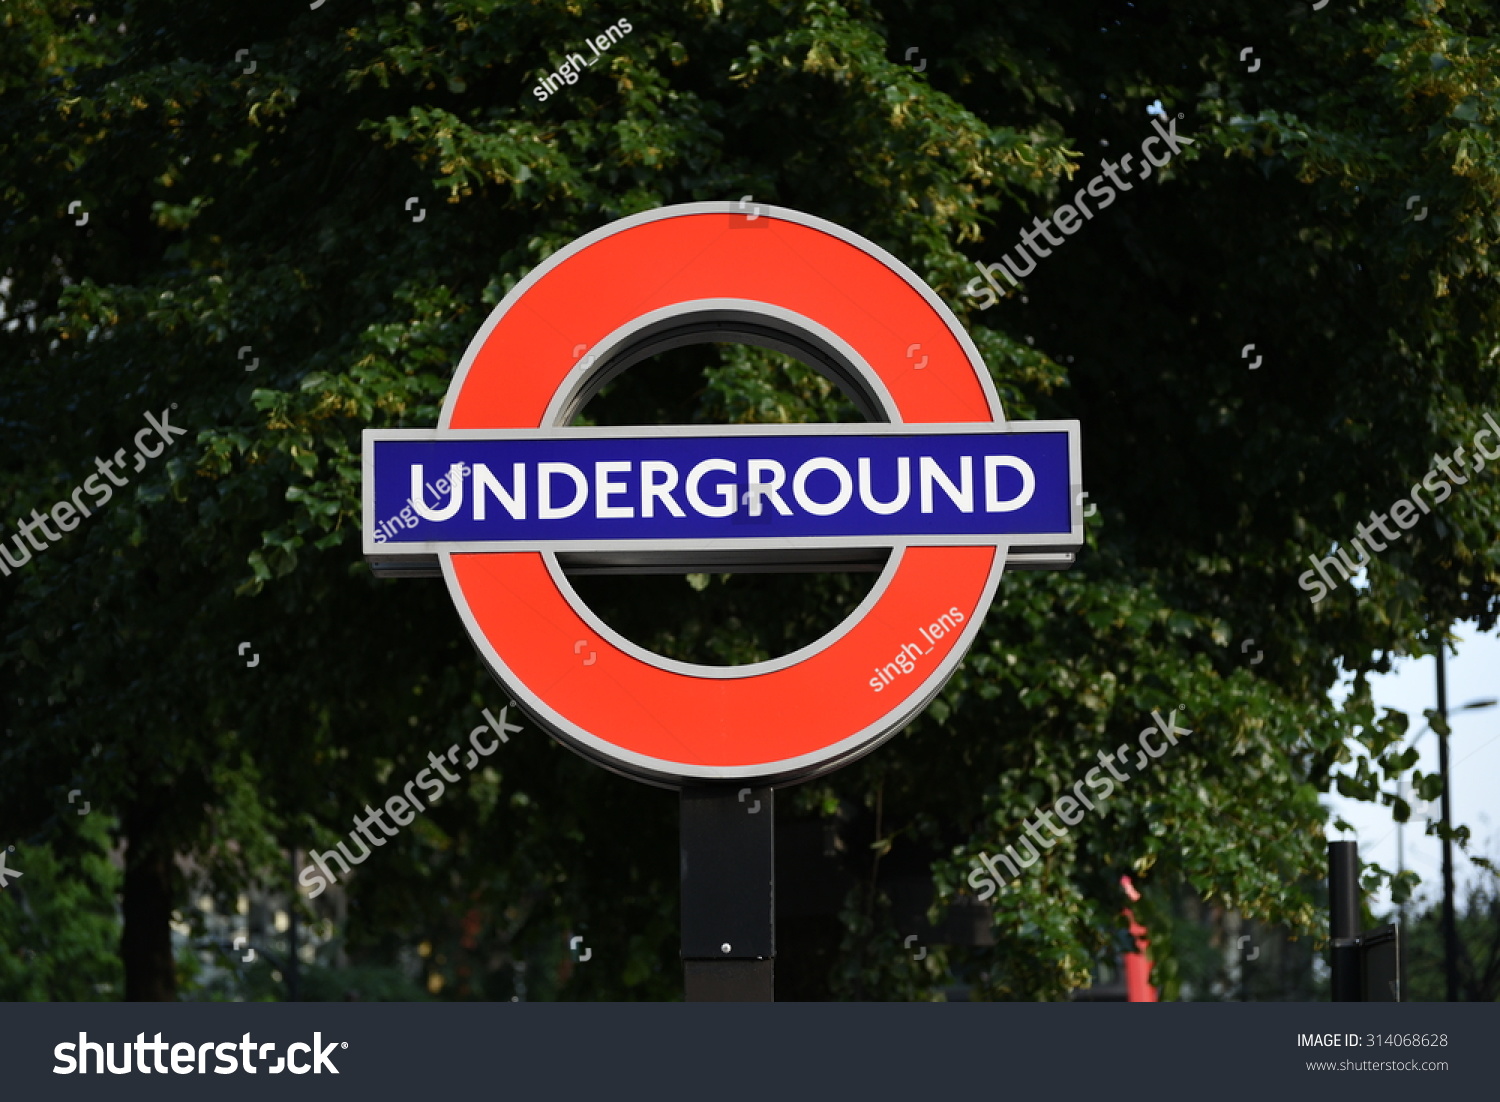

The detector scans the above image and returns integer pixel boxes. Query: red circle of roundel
[438,203,1007,785]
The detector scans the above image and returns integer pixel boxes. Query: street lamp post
[1391,665,1494,1001]
[1436,647,1456,1002]
[1431,641,1495,1002]
[1396,771,1409,934]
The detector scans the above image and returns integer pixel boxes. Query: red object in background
[1120,875,1158,1002]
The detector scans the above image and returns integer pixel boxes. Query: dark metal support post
[1436,645,1459,1002]
[681,786,774,1001]
[287,848,300,1002]
[1329,841,1361,1002]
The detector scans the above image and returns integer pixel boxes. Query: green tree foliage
[0,813,123,1000]
[1,0,1497,1000]
[1396,865,1500,1001]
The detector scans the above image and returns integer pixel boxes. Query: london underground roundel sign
[363,202,1082,786]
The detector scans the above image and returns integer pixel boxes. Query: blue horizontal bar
[367,428,1074,547]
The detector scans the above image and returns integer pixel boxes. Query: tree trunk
[122,802,177,1001]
